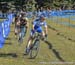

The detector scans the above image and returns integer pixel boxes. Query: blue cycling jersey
[30,19,47,36]
[32,19,47,30]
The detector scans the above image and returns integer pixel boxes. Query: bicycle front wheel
[30,39,40,59]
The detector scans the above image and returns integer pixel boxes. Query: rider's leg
[18,27,24,42]
[41,31,45,37]
[25,36,33,54]
[18,27,21,40]
[26,30,35,49]
[15,26,18,35]
[15,25,19,39]
[23,27,26,37]
[20,27,24,39]
[20,26,27,38]
[27,36,33,49]
[41,31,45,40]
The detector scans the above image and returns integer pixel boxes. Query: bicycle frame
[29,32,42,59]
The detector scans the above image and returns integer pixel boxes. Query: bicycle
[25,32,46,59]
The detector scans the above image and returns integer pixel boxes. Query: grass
[0,17,75,65]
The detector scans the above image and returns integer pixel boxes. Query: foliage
[0,0,75,11]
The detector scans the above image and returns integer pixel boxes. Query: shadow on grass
[57,32,75,42]
[0,53,18,58]
[44,40,65,62]
[5,37,11,40]
[47,25,58,32]
[48,24,75,42]
[5,42,12,45]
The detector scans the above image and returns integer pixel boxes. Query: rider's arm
[32,23,35,31]
[25,17,29,28]
[44,22,48,36]
[45,25,48,35]
[32,20,36,31]
[25,20,29,28]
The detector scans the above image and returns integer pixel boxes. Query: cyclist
[18,12,29,42]
[26,15,48,54]
[14,13,20,37]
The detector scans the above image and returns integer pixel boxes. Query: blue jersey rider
[26,15,48,54]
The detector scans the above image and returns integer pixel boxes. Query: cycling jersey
[15,16,19,24]
[32,19,47,30]
[30,19,47,36]
[20,17,27,28]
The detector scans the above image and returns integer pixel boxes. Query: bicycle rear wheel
[30,39,40,59]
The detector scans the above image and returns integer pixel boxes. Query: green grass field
[0,17,75,65]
